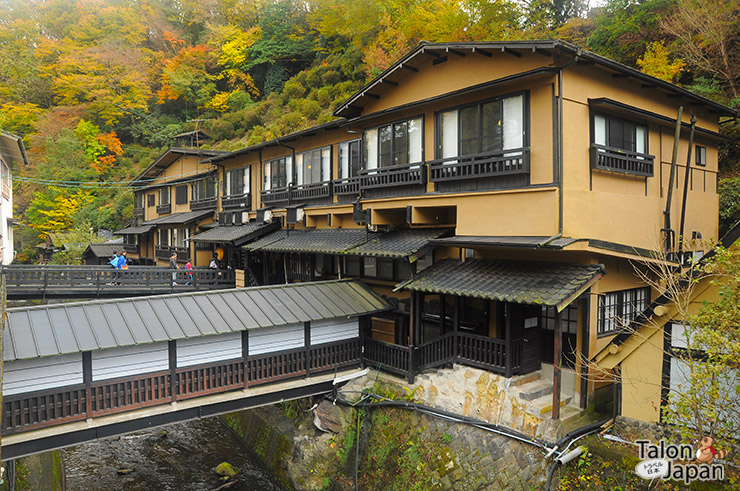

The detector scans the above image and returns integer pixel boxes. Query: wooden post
[439,294,446,334]
[408,291,418,384]
[579,296,590,409]
[504,303,512,378]
[304,321,311,377]
[242,330,250,389]
[83,351,93,419]
[553,310,563,420]
[453,296,460,360]
[169,340,177,402]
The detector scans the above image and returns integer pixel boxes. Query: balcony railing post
[504,303,512,378]
[304,321,311,377]
[242,330,250,389]
[169,340,177,402]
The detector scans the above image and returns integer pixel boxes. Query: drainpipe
[556,52,580,236]
[663,106,684,253]
[678,114,697,257]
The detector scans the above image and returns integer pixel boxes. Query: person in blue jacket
[109,251,121,284]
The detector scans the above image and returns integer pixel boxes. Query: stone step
[508,371,543,387]
[517,380,553,401]
[527,393,574,417]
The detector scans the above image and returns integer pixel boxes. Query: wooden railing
[133,207,144,218]
[260,187,291,205]
[429,148,530,182]
[221,192,251,209]
[156,203,171,214]
[155,245,189,260]
[122,243,138,254]
[590,144,654,177]
[416,332,456,371]
[332,176,361,196]
[457,332,508,373]
[190,196,217,210]
[2,337,365,435]
[363,338,411,377]
[260,182,331,205]
[361,163,426,189]
[2,265,236,298]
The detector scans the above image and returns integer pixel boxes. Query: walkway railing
[1,265,236,299]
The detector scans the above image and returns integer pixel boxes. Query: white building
[0,131,27,264]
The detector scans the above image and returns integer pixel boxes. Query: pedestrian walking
[170,252,179,285]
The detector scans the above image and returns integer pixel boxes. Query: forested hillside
[0,0,738,262]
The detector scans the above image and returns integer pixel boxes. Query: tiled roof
[4,280,389,361]
[244,228,372,254]
[83,243,122,259]
[347,228,451,259]
[144,210,214,226]
[402,258,605,310]
[115,224,154,235]
[431,236,578,250]
[188,221,279,246]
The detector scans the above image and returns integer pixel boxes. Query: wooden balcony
[429,148,530,182]
[590,144,654,177]
[122,243,138,254]
[332,176,361,196]
[359,163,426,199]
[133,207,144,219]
[260,187,290,205]
[156,203,171,214]
[260,182,331,207]
[221,192,251,209]
[190,196,217,210]
[155,245,188,260]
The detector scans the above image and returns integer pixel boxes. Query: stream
[61,417,285,490]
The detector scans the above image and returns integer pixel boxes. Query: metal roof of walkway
[5,280,389,362]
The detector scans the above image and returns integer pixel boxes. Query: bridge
[1,280,387,459]
[1,265,236,300]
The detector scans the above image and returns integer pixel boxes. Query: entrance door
[510,303,541,374]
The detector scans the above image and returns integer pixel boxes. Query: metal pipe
[663,106,684,253]
[678,114,697,256]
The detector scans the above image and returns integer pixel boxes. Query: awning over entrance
[4,280,389,361]
[114,224,154,235]
[347,228,451,260]
[244,228,371,254]
[401,258,605,311]
[188,221,280,246]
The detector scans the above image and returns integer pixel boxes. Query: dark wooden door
[510,303,541,374]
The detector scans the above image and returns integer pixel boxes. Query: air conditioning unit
[263,209,273,223]
[368,224,379,233]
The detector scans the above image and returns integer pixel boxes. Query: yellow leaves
[0,102,42,136]
[205,92,233,113]
[637,41,686,83]
[27,186,93,238]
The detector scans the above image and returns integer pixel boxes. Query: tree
[636,41,685,82]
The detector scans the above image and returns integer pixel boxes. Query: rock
[214,462,238,478]
[313,400,345,433]
[116,468,134,475]
[159,430,168,439]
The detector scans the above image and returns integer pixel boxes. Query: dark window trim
[224,166,251,195]
[597,286,651,337]
[338,139,363,179]
[147,194,155,207]
[434,90,530,159]
[591,111,650,155]
[296,145,332,185]
[265,155,292,189]
[695,145,707,166]
[363,114,425,169]
[175,185,188,204]
[159,186,171,205]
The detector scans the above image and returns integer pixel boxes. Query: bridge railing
[1,265,236,298]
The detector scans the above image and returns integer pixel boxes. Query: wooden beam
[577,60,595,65]
[433,56,448,66]
[380,78,398,86]
[364,93,380,99]
[666,93,682,98]
[502,46,521,57]
[611,73,629,78]
[532,47,551,57]
[401,64,419,72]
[473,47,492,57]
[552,310,562,420]
[422,49,441,58]
[641,84,657,89]
[505,303,512,378]
[447,48,466,58]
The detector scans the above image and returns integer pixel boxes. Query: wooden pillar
[82,351,92,419]
[305,321,311,377]
[553,309,563,420]
[169,340,177,402]
[453,296,460,359]
[408,291,419,384]
[439,294,446,334]
[504,303,512,378]
[579,296,590,409]
[242,330,250,389]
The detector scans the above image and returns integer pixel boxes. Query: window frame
[597,286,651,336]
[147,194,155,207]
[364,115,424,170]
[192,176,216,200]
[224,166,251,196]
[695,145,707,166]
[264,156,292,190]
[436,91,529,159]
[159,186,171,206]
[175,185,188,204]
[338,139,362,179]
[591,112,649,155]
[295,146,331,185]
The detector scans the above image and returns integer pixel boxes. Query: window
[264,156,292,190]
[158,229,169,246]
[696,145,707,166]
[541,305,578,334]
[1,162,9,200]
[296,147,330,185]
[598,287,650,335]
[172,228,188,248]
[344,256,361,277]
[192,176,216,200]
[365,117,422,169]
[438,94,525,158]
[134,192,144,209]
[225,167,250,196]
[363,257,377,277]
[159,186,170,206]
[147,194,155,207]
[175,185,188,204]
[593,113,647,155]
[338,140,362,178]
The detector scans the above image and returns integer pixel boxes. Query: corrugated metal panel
[177,331,242,367]
[4,353,83,396]
[92,342,169,382]
[310,318,359,345]
[4,280,389,362]
[249,323,304,356]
